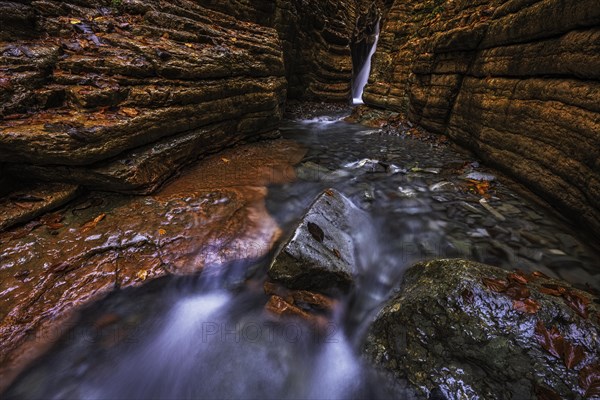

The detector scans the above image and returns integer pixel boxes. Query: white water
[352,21,380,105]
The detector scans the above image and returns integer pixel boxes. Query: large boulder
[363,0,600,237]
[268,188,367,293]
[363,259,600,399]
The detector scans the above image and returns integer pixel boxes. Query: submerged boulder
[363,259,600,399]
[268,188,366,293]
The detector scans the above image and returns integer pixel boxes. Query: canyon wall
[0,0,384,194]
[203,0,383,102]
[364,0,600,236]
[0,0,287,193]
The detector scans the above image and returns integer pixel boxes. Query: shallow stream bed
[5,111,599,399]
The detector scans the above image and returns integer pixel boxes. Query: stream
[5,110,599,399]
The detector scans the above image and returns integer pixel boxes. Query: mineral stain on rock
[0,138,305,392]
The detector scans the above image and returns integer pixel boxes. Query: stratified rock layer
[363,259,600,399]
[0,138,305,392]
[364,0,600,236]
[0,0,286,193]
[203,0,384,102]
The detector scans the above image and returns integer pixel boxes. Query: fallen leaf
[45,222,64,230]
[325,189,335,197]
[579,364,600,398]
[531,271,550,279]
[540,286,564,297]
[13,202,34,210]
[184,43,193,48]
[482,277,508,293]
[119,107,139,117]
[506,283,530,300]
[534,384,562,400]
[266,295,312,321]
[542,283,567,295]
[81,213,106,232]
[136,270,148,280]
[513,298,540,314]
[332,248,341,259]
[10,220,42,240]
[70,18,82,24]
[461,288,475,304]
[563,341,585,369]
[535,321,564,359]
[221,157,230,163]
[291,290,335,311]
[508,271,529,285]
[158,228,167,235]
[563,290,590,319]
[307,222,324,243]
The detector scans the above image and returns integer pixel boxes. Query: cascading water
[352,21,380,105]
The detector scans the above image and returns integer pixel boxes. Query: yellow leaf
[158,228,166,235]
[221,157,230,163]
[70,18,82,25]
[184,43,193,48]
[230,37,237,42]
[80,213,106,233]
[136,270,148,280]
[120,107,139,117]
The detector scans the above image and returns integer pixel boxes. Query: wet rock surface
[204,0,385,101]
[363,258,600,399]
[363,0,600,237]
[0,183,79,231]
[269,188,364,293]
[0,0,286,192]
[0,138,305,392]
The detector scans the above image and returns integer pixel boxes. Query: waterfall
[352,21,380,105]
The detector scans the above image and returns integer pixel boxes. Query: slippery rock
[0,139,305,392]
[364,0,600,236]
[268,188,364,293]
[363,259,600,399]
[0,183,79,231]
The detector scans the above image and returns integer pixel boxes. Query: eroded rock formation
[364,0,600,236]
[0,138,305,392]
[0,0,286,193]
[204,0,385,102]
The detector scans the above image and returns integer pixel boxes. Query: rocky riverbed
[3,108,598,399]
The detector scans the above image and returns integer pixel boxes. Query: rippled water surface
[6,112,599,399]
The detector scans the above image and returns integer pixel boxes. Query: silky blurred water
[5,112,599,400]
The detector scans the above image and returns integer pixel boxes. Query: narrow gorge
[0,0,598,399]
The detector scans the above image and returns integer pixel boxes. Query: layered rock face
[203,0,384,102]
[0,0,286,193]
[0,138,305,392]
[364,0,600,236]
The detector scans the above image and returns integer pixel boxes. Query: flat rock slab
[269,188,362,293]
[0,183,79,231]
[363,258,600,399]
[0,139,305,392]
